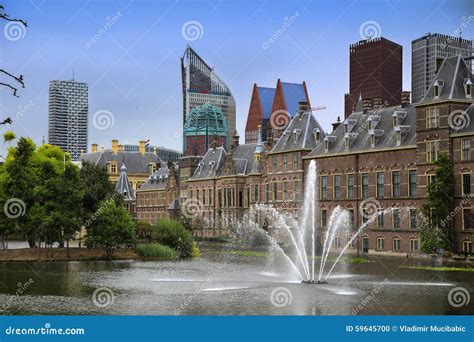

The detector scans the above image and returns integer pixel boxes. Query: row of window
[270,153,301,173]
[320,170,417,200]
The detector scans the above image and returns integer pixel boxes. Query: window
[321,209,327,227]
[110,163,117,173]
[334,236,341,248]
[333,175,341,199]
[377,237,385,250]
[361,173,369,198]
[393,208,400,229]
[273,157,278,173]
[362,208,369,224]
[347,174,355,199]
[393,238,401,251]
[283,181,288,200]
[462,173,471,195]
[426,140,439,163]
[272,182,278,201]
[463,208,472,230]
[427,174,437,187]
[410,239,419,252]
[293,153,299,171]
[283,155,288,172]
[348,209,354,228]
[320,176,328,199]
[265,184,270,202]
[376,172,384,198]
[410,209,417,229]
[409,170,417,197]
[377,209,384,228]
[254,184,259,203]
[462,139,471,161]
[426,107,439,128]
[392,171,400,197]
[463,240,472,254]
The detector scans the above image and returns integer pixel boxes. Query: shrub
[154,219,194,258]
[135,243,177,260]
[191,242,201,257]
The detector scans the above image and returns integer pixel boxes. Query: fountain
[235,160,390,284]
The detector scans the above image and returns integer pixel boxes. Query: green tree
[79,161,115,218]
[85,200,136,259]
[3,131,15,146]
[421,154,455,253]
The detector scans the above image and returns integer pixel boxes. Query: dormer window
[396,131,401,146]
[464,78,473,98]
[433,79,444,99]
[293,128,302,142]
[313,128,321,143]
[109,162,117,174]
[324,139,329,153]
[344,137,350,151]
[370,135,375,148]
[209,161,215,170]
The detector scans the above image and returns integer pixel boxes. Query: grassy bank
[135,243,177,260]
[0,247,139,262]
[400,266,474,272]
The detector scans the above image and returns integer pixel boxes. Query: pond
[0,243,472,315]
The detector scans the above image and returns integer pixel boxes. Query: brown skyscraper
[344,37,402,117]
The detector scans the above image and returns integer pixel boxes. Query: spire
[354,94,364,113]
[115,162,135,202]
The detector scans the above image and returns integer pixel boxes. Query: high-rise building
[48,80,88,161]
[411,33,472,103]
[344,37,402,117]
[181,46,236,155]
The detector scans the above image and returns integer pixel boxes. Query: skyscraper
[48,80,88,161]
[344,37,402,117]
[181,46,236,155]
[411,33,472,103]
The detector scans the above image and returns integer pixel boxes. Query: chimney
[232,131,239,148]
[111,139,119,153]
[101,145,105,152]
[139,140,146,155]
[362,99,373,113]
[118,144,123,152]
[91,143,98,153]
[153,147,157,155]
[373,97,383,110]
[401,91,411,107]
[298,101,309,116]
[332,116,342,131]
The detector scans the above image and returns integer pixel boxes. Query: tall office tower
[181,46,236,155]
[344,37,402,117]
[48,80,88,161]
[412,33,472,103]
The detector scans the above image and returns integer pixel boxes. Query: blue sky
[0,0,472,157]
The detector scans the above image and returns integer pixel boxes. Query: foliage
[79,161,115,216]
[85,200,137,259]
[3,131,15,144]
[421,154,455,252]
[153,219,195,258]
[135,243,177,260]
[191,242,201,257]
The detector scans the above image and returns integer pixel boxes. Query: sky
[0,0,473,157]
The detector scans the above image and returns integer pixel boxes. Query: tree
[85,200,136,259]
[3,131,15,146]
[421,154,455,253]
[79,161,115,217]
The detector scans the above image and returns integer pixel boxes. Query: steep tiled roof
[307,105,417,157]
[115,163,135,201]
[258,87,276,120]
[229,143,258,175]
[190,147,226,180]
[280,82,309,116]
[419,55,473,104]
[138,164,173,191]
[270,111,326,153]
[81,150,161,174]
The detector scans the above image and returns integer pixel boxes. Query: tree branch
[0,82,19,97]
[0,69,24,88]
[0,5,27,27]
